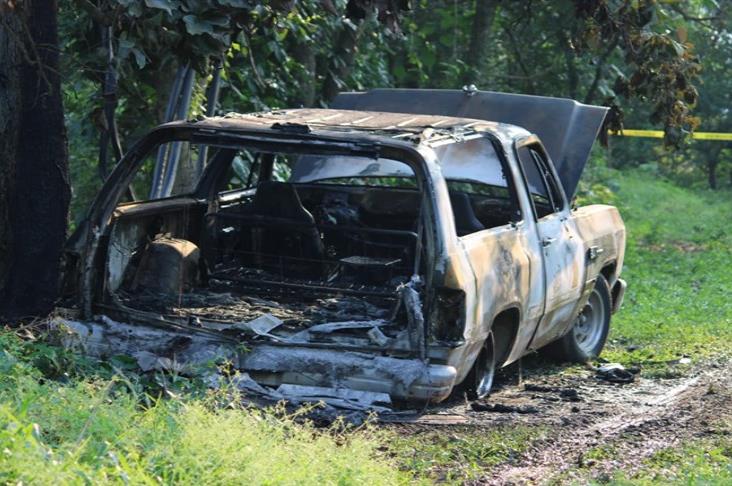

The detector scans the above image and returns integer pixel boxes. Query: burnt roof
[183,108,521,142]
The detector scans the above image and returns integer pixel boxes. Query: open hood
[332,89,608,198]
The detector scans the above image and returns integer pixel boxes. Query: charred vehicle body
[60,89,626,403]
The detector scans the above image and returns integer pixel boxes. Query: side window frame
[437,134,524,236]
[478,134,524,226]
[529,146,565,213]
[514,136,567,220]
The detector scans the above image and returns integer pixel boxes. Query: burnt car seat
[449,191,485,236]
[348,189,420,264]
[251,181,324,274]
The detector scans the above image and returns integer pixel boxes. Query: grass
[610,422,732,485]
[580,166,732,370]
[386,425,545,483]
[1,166,732,484]
[0,333,407,485]
[561,431,732,486]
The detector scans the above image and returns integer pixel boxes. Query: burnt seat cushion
[358,189,420,230]
[251,181,324,270]
[449,191,485,235]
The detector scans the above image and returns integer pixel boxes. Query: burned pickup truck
[59,89,626,404]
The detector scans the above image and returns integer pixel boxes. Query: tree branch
[669,4,719,23]
[556,30,578,99]
[242,30,266,90]
[503,26,536,94]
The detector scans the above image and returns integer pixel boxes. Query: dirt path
[392,358,732,484]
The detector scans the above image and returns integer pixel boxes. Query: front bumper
[240,345,458,403]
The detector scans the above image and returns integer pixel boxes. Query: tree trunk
[708,159,718,190]
[557,30,578,99]
[0,0,70,320]
[463,0,498,85]
[293,40,316,107]
[0,10,21,293]
[705,145,722,190]
[504,27,536,94]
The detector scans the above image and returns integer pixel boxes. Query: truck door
[515,140,585,349]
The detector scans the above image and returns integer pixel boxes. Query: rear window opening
[103,143,427,347]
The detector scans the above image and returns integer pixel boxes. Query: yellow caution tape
[689,132,732,141]
[610,129,732,141]
[610,129,664,138]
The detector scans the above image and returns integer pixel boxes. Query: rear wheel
[465,333,496,400]
[544,275,611,362]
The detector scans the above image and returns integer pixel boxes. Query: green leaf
[183,15,215,36]
[118,38,135,50]
[183,15,229,37]
[131,47,147,69]
[117,39,135,65]
[217,0,253,7]
[144,0,173,15]
[669,39,686,57]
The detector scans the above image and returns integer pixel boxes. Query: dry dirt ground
[386,357,732,484]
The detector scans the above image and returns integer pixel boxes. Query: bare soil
[390,357,732,485]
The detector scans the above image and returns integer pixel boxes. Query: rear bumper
[58,313,459,403]
[611,278,627,314]
[240,345,458,403]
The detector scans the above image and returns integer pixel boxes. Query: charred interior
[100,144,430,349]
[91,124,521,357]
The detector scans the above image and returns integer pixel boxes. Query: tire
[543,275,611,363]
[464,333,496,400]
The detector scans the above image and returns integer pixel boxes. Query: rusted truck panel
[59,91,626,404]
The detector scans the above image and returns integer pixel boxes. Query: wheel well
[491,308,520,367]
[600,262,616,283]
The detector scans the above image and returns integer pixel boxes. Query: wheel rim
[474,334,496,399]
[573,285,607,355]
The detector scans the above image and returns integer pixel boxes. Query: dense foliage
[59,0,732,222]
